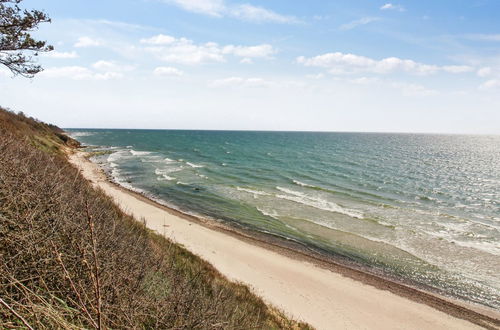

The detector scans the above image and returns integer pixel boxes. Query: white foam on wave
[293,179,316,188]
[453,240,500,256]
[256,207,280,219]
[158,174,175,181]
[69,131,94,137]
[275,186,364,219]
[155,167,182,176]
[197,174,208,179]
[438,221,470,235]
[237,187,271,198]
[425,228,500,256]
[165,158,175,162]
[107,151,123,163]
[140,155,164,163]
[186,162,204,168]
[130,150,152,156]
[105,164,147,197]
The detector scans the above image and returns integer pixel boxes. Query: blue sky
[1,0,500,133]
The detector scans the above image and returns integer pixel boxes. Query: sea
[68,129,500,309]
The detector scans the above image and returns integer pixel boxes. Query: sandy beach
[69,150,499,330]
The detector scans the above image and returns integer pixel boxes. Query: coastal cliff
[0,107,308,329]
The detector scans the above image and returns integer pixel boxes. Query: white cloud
[222,44,275,58]
[40,66,123,80]
[42,51,79,59]
[340,17,380,31]
[92,60,135,72]
[230,4,298,23]
[477,67,492,77]
[210,76,244,87]
[82,19,157,31]
[143,34,277,65]
[297,52,474,76]
[313,15,330,21]
[140,34,176,45]
[210,76,273,88]
[93,72,124,80]
[346,77,437,96]
[465,34,500,42]
[147,39,225,65]
[350,77,379,85]
[164,0,225,16]
[390,82,437,96]
[346,77,435,96]
[306,73,325,79]
[74,36,101,48]
[442,65,474,74]
[479,79,500,90]
[380,3,405,11]
[240,58,253,64]
[244,77,273,87]
[162,0,298,23]
[153,66,184,76]
[40,66,92,79]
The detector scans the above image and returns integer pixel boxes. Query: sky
[1,0,500,133]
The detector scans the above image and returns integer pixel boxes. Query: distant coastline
[70,146,500,330]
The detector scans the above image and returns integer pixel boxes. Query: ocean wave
[237,187,271,198]
[291,177,399,206]
[425,229,500,256]
[108,168,147,196]
[186,162,204,168]
[415,195,438,202]
[107,151,125,163]
[453,240,500,256]
[159,174,175,181]
[256,207,279,219]
[130,150,152,156]
[275,187,364,219]
[292,179,316,188]
[165,158,175,162]
[438,221,470,235]
[69,131,94,137]
[154,167,182,176]
[140,155,164,163]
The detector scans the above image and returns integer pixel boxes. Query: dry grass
[0,108,311,329]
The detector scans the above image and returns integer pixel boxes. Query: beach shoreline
[68,148,500,330]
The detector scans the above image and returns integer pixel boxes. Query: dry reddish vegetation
[0,108,310,329]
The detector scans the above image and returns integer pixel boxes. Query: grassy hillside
[0,108,310,329]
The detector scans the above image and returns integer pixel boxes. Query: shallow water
[69,129,500,309]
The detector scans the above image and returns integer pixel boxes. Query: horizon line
[63,127,500,136]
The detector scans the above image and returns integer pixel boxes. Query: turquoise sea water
[69,129,500,309]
